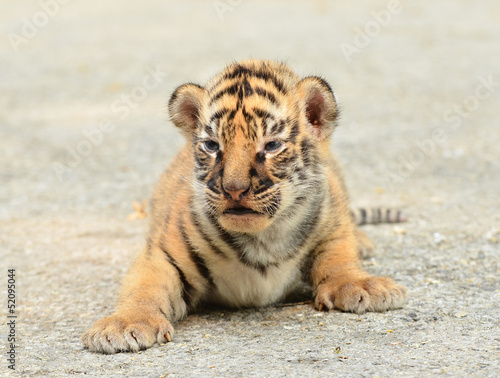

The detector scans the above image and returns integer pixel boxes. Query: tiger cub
[82,60,407,354]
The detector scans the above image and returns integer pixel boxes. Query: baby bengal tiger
[82,60,406,354]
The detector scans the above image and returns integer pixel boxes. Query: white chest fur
[210,256,302,308]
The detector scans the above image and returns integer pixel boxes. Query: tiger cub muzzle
[210,165,280,233]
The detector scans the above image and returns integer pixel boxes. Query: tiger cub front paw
[314,276,407,314]
[82,311,174,354]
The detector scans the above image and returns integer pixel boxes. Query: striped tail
[351,208,406,226]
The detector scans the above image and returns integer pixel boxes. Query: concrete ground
[1,0,499,376]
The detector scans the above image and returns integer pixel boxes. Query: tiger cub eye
[203,140,219,153]
[264,141,282,152]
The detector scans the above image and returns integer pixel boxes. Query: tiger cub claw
[314,276,407,314]
[82,312,174,354]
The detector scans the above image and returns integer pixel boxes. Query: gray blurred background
[1,1,499,376]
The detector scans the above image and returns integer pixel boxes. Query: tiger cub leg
[355,229,375,259]
[311,229,406,314]
[82,245,190,353]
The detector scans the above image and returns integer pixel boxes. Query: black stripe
[254,177,274,195]
[197,171,209,181]
[249,260,275,275]
[300,241,322,283]
[241,255,276,275]
[313,235,340,263]
[302,234,343,284]
[231,237,278,275]
[208,108,230,124]
[300,139,316,167]
[177,219,215,287]
[237,85,244,102]
[252,108,275,121]
[159,242,195,308]
[255,71,287,94]
[259,176,274,189]
[270,168,288,180]
[360,208,367,225]
[241,105,252,123]
[207,212,239,249]
[244,78,253,96]
[205,191,220,203]
[231,243,275,275]
[288,120,299,142]
[209,83,239,105]
[194,152,210,167]
[189,207,228,259]
[297,170,308,182]
[203,124,216,138]
[293,199,323,253]
[276,154,297,166]
[227,109,237,122]
[223,64,251,80]
[207,184,220,195]
[254,186,269,196]
[271,120,286,135]
[206,168,222,194]
[295,196,308,206]
[241,107,259,141]
[223,65,288,95]
[215,151,223,165]
[253,189,274,201]
[254,86,278,105]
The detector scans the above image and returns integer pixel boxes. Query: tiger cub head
[169,60,339,233]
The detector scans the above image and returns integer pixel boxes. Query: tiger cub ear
[168,83,205,137]
[296,76,339,140]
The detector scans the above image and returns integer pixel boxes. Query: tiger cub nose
[223,184,250,201]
